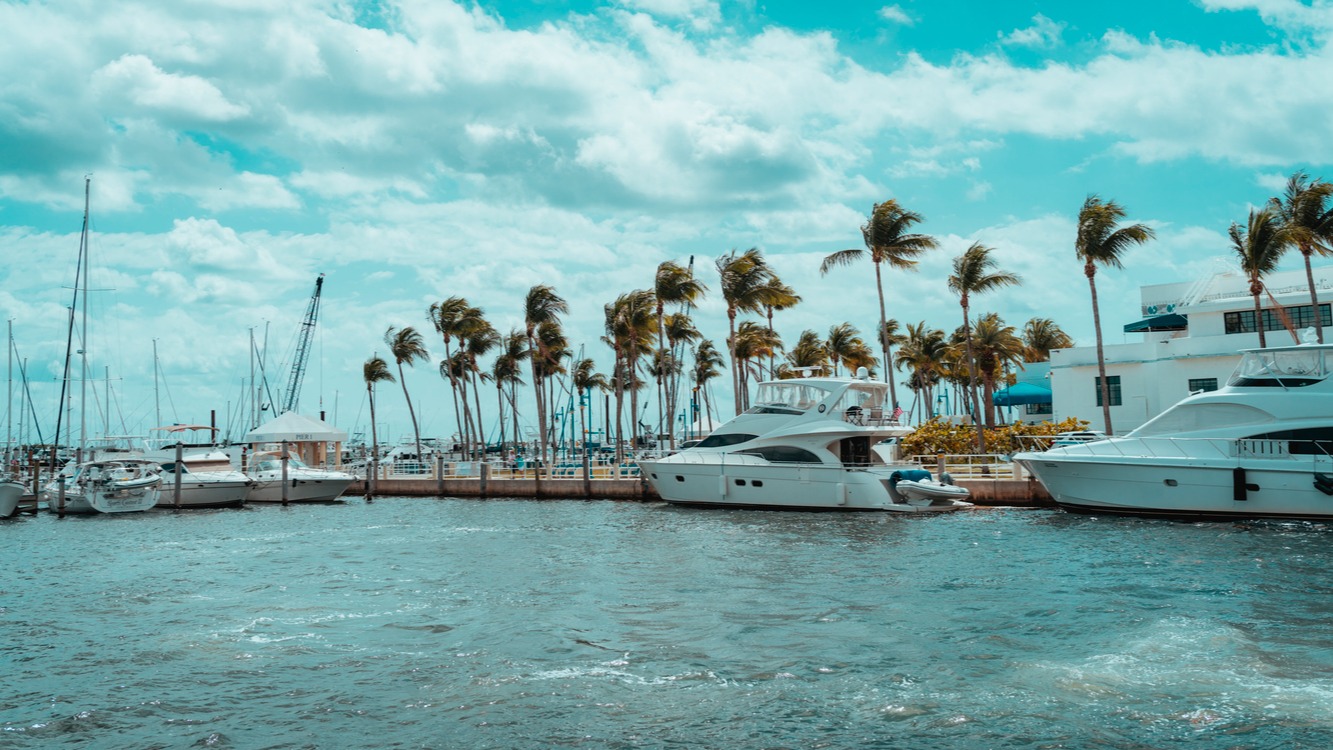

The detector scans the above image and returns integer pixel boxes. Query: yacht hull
[247,471,354,503]
[1018,454,1333,521]
[154,473,251,509]
[642,460,968,512]
[0,481,23,518]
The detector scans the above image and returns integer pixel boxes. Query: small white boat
[889,470,973,510]
[0,479,24,518]
[641,369,970,512]
[43,459,162,514]
[246,450,355,503]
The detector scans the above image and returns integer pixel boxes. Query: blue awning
[1123,313,1187,333]
[992,382,1052,406]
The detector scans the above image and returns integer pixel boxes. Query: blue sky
[2,0,1332,446]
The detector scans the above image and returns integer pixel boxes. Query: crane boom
[282,273,324,414]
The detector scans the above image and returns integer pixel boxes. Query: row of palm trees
[357,169,1332,460]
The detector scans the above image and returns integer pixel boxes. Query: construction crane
[281,273,325,414]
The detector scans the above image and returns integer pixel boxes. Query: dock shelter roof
[1123,313,1188,333]
[992,382,1053,406]
[244,411,347,443]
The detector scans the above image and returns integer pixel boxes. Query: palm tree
[948,242,1021,450]
[820,200,938,410]
[654,261,706,446]
[604,291,655,461]
[783,329,830,376]
[428,297,472,455]
[571,357,609,458]
[362,355,395,499]
[384,325,429,463]
[759,277,801,379]
[1076,195,1156,436]
[524,285,568,476]
[733,321,781,408]
[824,322,864,377]
[970,313,1026,428]
[692,340,725,434]
[896,322,948,421]
[490,330,528,452]
[716,248,775,415]
[1269,171,1333,342]
[1021,318,1074,362]
[464,321,500,454]
[1231,206,1292,349]
[662,312,701,440]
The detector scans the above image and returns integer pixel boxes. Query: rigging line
[15,354,44,445]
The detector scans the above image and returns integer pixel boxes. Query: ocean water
[4,499,1333,749]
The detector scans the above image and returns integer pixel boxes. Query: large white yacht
[640,371,972,512]
[1015,334,1333,520]
[144,426,252,509]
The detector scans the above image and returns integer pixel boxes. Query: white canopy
[244,412,347,443]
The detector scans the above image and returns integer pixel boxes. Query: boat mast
[153,338,160,428]
[78,177,90,455]
[5,319,11,467]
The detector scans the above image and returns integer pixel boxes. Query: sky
[2,0,1333,447]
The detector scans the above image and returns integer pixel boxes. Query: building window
[1025,403,1053,415]
[1224,304,1331,334]
[1094,375,1122,407]
[1188,378,1218,393]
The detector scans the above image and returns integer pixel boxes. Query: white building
[1049,265,1333,434]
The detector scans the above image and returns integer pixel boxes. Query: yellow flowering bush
[899,417,1090,457]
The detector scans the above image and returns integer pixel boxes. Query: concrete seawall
[349,476,1054,507]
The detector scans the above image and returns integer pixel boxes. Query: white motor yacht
[640,370,972,512]
[145,426,252,509]
[1014,333,1333,520]
[43,459,162,514]
[246,450,355,503]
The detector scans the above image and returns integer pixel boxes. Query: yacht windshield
[1228,348,1328,387]
[829,383,889,419]
[1129,403,1275,437]
[746,383,831,415]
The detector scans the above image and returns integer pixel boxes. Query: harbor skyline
[2,0,1332,444]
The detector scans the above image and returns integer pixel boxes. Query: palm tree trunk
[1253,290,1268,349]
[396,362,423,464]
[496,384,506,448]
[961,302,985,453]
[873,260,898,409]
[528,337,545,488]
[366,387,377,500]
[471,367,486,456]
[655,303,666,448]
[1088,272,1114,435]
[1304,249,1323,343]
[442,340,464,457]
[727,310,741,415]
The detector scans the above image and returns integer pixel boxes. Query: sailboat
[42,178,161,514]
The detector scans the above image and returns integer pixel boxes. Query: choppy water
[4,500,1333,748]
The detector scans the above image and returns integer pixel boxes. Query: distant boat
[641,369,972,512]
[145,426,251,509]
[0,478,24,518]
[43,458,162,514]
[1015,332,1333,520]
[246,449,355,503]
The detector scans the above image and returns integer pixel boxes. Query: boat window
[736,446,823,464]
[1129,403,1275,437]
[829,383,889,418]
[695,433,758,448]
[1244,427,1333,455]
[747,383,831,414]
[1228,348,1328,387]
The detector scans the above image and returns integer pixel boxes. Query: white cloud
[91,54,250,122]
[998,14,1066,49]
[878,5,914,26]
[618,0,722,30]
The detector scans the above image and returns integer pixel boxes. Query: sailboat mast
[6,319,11,467]
[78,176,90,454]
[153,338,160,428]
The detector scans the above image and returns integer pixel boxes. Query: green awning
[1123,313,1187,333]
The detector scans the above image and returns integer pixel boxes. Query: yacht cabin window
[829,384,889,420]
[1129,403,1275,437]
[736,446,823,464]
[1228,348,1328,387]
[746,383,832,415]
[695,433,759,448]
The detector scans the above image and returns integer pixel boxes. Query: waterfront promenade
[350,461,1053,506]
